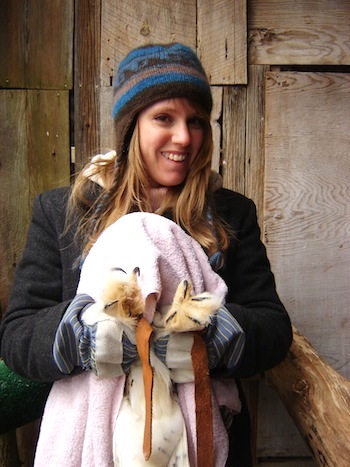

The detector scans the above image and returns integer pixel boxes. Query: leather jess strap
[191,331,214,467]
[135,316,154,461]
[136,319,214,466]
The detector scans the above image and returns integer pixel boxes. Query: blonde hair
[68,106,230,258]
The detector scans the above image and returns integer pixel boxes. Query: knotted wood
[191,332,214,467]
[135,317,154,461]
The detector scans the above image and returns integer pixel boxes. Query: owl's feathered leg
[114,358,189,467]
[164,279,221,333]
[163,280,218,467]
[110,270,190,467]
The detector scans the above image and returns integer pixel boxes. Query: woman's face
[137,98,205,188]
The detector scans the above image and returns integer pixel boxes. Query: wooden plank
[0,90,70,314]
[99,86,115,152]
[221,85,246,193]
[198,0,247,85]
[248,0,350,66]
[101,0,196,87]
[0,0,73,89]
[74,0,101,168]
[0,91,30,312]
[26,90,71,195]
[257,384,313,458]
[210,86,223,173]
[0,1,26,88]
[261,71,350,456]
[245,65,269,225]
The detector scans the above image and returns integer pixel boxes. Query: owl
[102,268,219,466]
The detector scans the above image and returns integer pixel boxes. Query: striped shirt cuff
[204,305,245,370]
[53,294,95,374]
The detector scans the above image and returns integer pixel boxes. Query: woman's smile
[161,151,188,162]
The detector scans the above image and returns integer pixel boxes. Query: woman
[0,43,292,466]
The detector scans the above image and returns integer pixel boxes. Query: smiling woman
[0,42,292,467]
[138,98,205,188]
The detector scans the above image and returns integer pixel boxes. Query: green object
[0,360,51,434]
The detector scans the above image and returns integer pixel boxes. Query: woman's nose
[171,122,191,146]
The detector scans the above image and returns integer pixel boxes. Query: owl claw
[165,311,177,324]
[164,280,221,333]
[101,267,144,325]
[183,279,189,298]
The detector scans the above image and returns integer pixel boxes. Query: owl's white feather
[102,271,218,466]
[114,357,190,466]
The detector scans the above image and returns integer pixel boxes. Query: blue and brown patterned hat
[112,43,212,157]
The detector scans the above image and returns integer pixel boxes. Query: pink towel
[34,213,240,466]
[35,373,125,466]
[77,211,228,313]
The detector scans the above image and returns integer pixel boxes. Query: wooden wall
[0,1,349,466]
[0,1,73,466]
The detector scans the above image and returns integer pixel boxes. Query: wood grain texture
[266,327,350,466]
[264,71,350,378]
[27,91,71,194]
[0,91,30,312]
[99,86,115,151]
[0,90,70,313]
[248,0,350,66]
[198,0,247,84]
[0,0,73,89]
[245,65,269,225]
[74,0,101,168]
[221,85,247,193]
[259,70,350,458]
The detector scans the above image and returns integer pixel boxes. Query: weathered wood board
[222,85,247,193]
[74,0,102,167]
[0,91,30,313]
[198,0,247,84]
[245,64,269,224]
[0,0,73,89]
[0,90,70,312]
[249,0,350,66]
[260,71,350,457]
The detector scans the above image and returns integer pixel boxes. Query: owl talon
[164,279,221,332]
[187,315,201,326]
[183,279,189,297]
[165,311,177,324]
[101,267,144,326]
[191,296,210,302]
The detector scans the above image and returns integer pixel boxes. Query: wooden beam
[266,327,350,466]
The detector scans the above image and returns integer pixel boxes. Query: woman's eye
[155,114,171,123]
[188,117,204,128]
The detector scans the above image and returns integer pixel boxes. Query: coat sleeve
[0,188,81,382]
[215,190,293,379]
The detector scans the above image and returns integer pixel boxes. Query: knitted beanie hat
[112,43,212,157]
